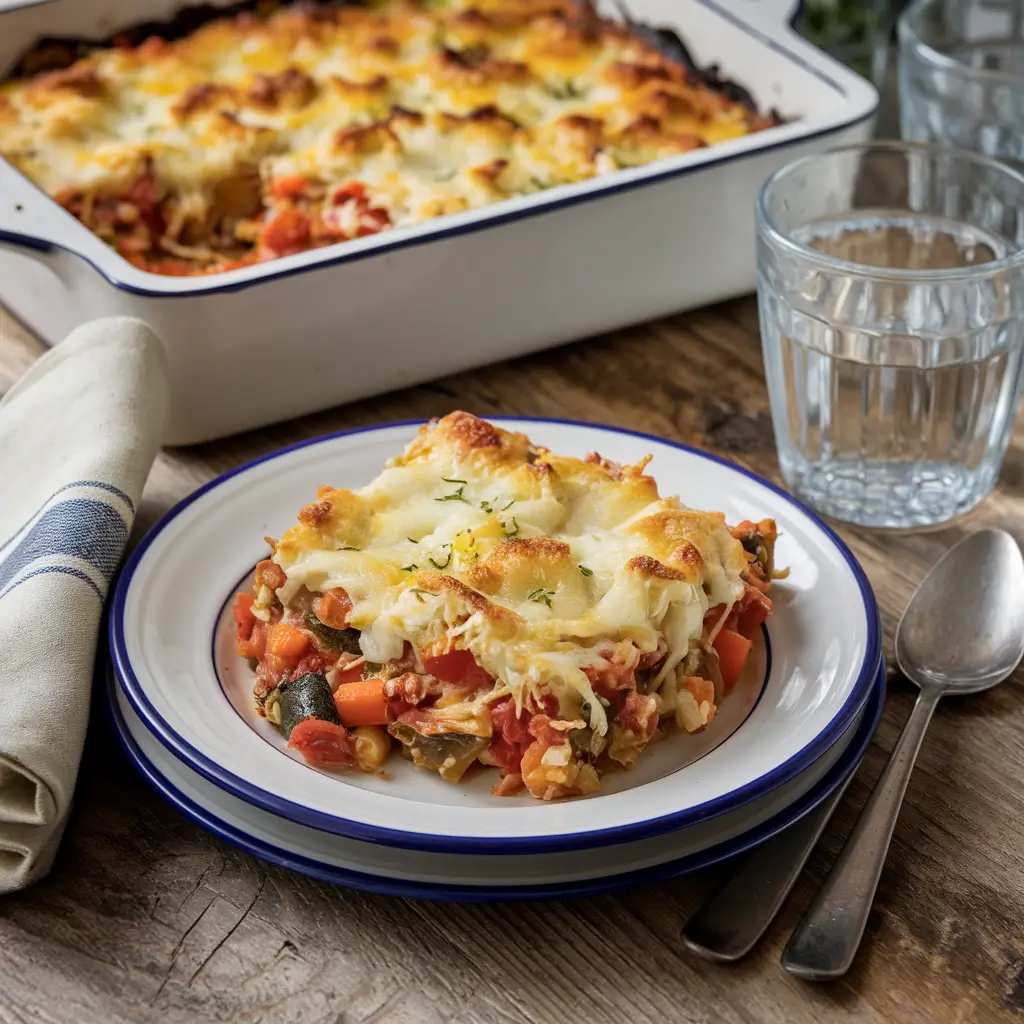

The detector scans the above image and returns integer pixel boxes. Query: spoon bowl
[896,529,1024,695]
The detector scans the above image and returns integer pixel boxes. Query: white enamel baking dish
[0,0,877,445]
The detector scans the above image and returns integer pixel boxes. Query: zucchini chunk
[278,672,342,739]
[388,723,488,782]
[307,616,362,654]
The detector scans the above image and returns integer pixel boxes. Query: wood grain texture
[1,301,1023,1024]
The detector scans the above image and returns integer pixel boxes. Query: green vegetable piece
[307,616,362,654]
[388,723,488,782]
[278,672,341,740]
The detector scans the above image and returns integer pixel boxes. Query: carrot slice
[333,678,388,727]
[266,622,310,663]
[713,628,752,694]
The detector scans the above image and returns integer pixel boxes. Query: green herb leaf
[502,516,519,537]
[428,545,453,570]
[409,587,434,603]
[401,564,418,572]
[407,537,418,544]
[579,565,594,577]
[442,477,467,484]
[502,499,516,511]
[341,546,361,551]
[527,587,555,608]
[436,485,468,504]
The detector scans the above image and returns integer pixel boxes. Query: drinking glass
[757,141,1024,528]
[899,0,1024,163]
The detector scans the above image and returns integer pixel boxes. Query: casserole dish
[0,0,878,445]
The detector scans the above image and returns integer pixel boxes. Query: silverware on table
[682,773,856,962]
[782,529,1024,980]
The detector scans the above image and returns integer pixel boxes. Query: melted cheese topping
[0,0,779,275]
[260,412,748,735]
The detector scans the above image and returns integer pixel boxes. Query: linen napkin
[0,317,167,893]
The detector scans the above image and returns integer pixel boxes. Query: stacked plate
[108,419,883,901]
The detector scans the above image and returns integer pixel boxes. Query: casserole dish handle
[0,166,95,269]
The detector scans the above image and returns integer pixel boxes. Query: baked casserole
[0,0,781,276]
[232,412,783,799]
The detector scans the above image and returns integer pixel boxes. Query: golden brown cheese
[0,0,779,275]
[260,411,750,735]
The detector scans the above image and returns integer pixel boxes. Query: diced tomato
[258,208,311,258]
[488,696,534,774]
[355,206,390,237]
[233,593,257,643]
[270,175,313,200]
[422,648,493,689]
[713,628,752,694]
[288,718,356,771]
[124,170,165,238]
[143,258,196,276]
[329,181,368,204]
[312,588,352,630]
[238,620,268,661]
[266,622,310,665]
[583,655,635,703]
[290,650,334,679]
[125,170,158,212]
[735,585,772,637]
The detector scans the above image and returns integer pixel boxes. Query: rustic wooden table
[1,299,1022,1024]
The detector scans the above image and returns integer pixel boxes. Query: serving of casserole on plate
[232,412,783,800]
[0,0,781,276]
[110,416,880,853]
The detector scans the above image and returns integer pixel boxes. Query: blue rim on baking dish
[109,417,882,854]
[106,660,885,901]
[0,0,878,298]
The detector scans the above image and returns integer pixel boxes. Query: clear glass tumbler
[757,141,1024,528]
[899,0,1024,163]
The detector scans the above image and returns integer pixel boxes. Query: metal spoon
[782,529,1024,981]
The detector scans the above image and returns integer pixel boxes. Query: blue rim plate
[107,661,885,901]
[109,418,882,854]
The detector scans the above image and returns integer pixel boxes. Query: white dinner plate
[110,418,881,853]
[108,664,885,900]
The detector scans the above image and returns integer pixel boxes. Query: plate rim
[109,416,883,854]
[105,661,886,901]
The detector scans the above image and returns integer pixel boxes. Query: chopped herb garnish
[442,477,467,484]
[407,537,418,544]
[502,516,519,537]
[401,564,418,572]
[341,546,361,551]
[409,587,434,603]
[436,485,468,503]
[428,545,452,570]
[528,587,555,608]
[502,499,516,511]
[546,79,584,100]
[579,565,594,577]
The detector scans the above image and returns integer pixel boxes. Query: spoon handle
[781,688,941,980]
[682,772,855,962]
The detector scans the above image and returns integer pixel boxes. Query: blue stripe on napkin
[0,485,131,602]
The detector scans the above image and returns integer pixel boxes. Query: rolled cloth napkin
[0,317,167,893]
